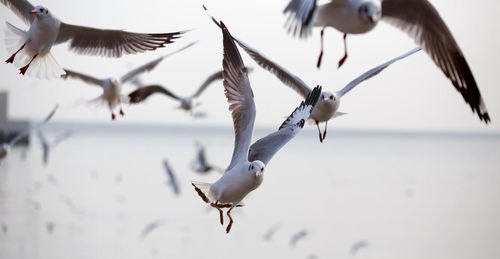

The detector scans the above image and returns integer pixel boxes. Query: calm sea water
[1,123,499,259]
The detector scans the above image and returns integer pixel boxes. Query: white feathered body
[209,162,264,204]
[309,92,339,122]
[315,0,379,34]
[101,79,123,108]
[4,13,65,79]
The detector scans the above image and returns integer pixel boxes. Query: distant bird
[128,67,253,115]
[290,229,309,247]
[46,221,54,234]
[1,0,186,78]
[191,142,224,174]
[37,129,74,165]
[283,0,490,123]
[0,104,58,163]
[350,240,369,256]
[1,223,7,234]
[61,42,196,120]
[262,224,280,241]
[205,6,419,142]
[191,21,321,234]
[139,218,167,240]
[163,159,180,196]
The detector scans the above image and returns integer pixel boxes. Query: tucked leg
[225,207,235,234]
[316,120,323,143]
[316,26,327,68]
[337,34,348,68]
[5,43,25,63]
[19,53,38,75]
[119,100,125,116]
[322,120,328,140]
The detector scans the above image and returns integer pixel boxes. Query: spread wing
[205,5,312,98]
[127,85,180,104]
[61,69,106,88]
[220,22,256,171]
[382,0,490,122]
[248,86,321,165]
[56,22,186,58]
[336,47,421,97]
[282,0,317,38]
[1,0,34,25]
[8,104,58,146]
[120,41,197,84]
[163,159,180,196]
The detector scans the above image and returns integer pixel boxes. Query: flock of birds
[0,0,491,235]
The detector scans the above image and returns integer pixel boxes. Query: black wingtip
[305,85,322,107]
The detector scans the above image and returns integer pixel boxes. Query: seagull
[204,6,419,142]
[1,0,187,79]
[191,21,321,234]
[127,67,253,115]
[191,142,224,174]
[350,240,369,256]
[0,104,58,163]
[37,129,74,165]
[163,159,180,196]
[283,0,490,123]
[262,224,280,241]
[61,41,197,120]
[290,229,308,247]
[139,218,167,240]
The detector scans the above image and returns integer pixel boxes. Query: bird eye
[329,96,333,100]
[251,165,254,170]
[40,8,44,12]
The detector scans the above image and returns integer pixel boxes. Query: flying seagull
[191,21,321,234]
[61,42,197,120]
[163,159,180,196]
[191,142,224,174]
[139,218,167,240]
[350,240,369,256]
[290,229,308,247]
[0,104,58,163]
[205,5,420,142]
[128,67,253,115]
[37,129,74,165]
[283,0,490,123]
[1,0,187,78]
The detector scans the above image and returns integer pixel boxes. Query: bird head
[249,160,265,178]
[321,92,337,104]
[358,1,381,25]
[31,6,50,18]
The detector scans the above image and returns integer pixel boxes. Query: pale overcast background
[1,0,499,133]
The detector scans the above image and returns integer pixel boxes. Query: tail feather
[25,52,66,79]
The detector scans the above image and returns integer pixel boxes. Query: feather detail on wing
[248,86,321,165]
[220,21,256,171]
[56,22,186,58]
[336,47,421,98]
[382,0,489,122]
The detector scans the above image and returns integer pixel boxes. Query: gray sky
[1,0,499,133]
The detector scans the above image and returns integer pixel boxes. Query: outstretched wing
[204,5,312,99]
[336,47,421,97]
[163,159,180,196]
[127,85,180,103]
[282,0,317,38]
[56,22,186,58]
[220,22,256,171]
[61,69,107,88]
[120,41,197,84]
[1,0,34,25]
[382,0,489,122]
[248,86,321,165]
[8,104,58,146]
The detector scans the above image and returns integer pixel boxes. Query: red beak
[31,10,37,14]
